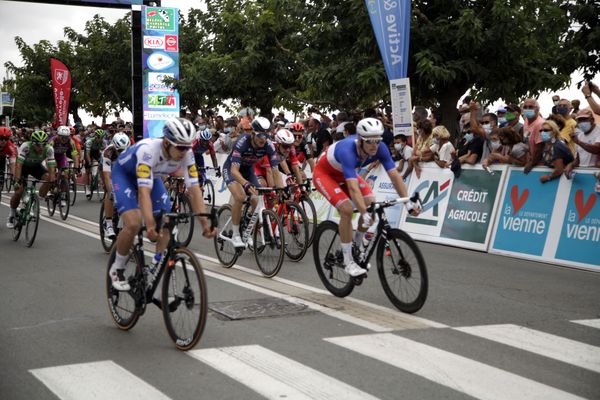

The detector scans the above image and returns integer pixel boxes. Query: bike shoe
[104,223,116,240]
[231,235,245,248]
[111,269,131,291]
[6,216,15,229]
[344,261,367,277]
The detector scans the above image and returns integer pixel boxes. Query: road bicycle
[214,187,285,277]
[270,186,309,261]
[67,161,78,206]
[46,168,71,221]
[166,176,194,247]
[12,178,44,247]
[1,160,14,196]
[289,177,317,247]
[105,209,215,351]
[84,161,103,200]
[199,166,218,210]
[313,194,428,313]
[99,193,120,253]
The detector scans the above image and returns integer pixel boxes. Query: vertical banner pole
[131,4,143,142]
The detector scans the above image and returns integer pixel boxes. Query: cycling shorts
[313,163,373,208]
[21,164,48,181]
[111,162,171,215]
[223,159,260,188]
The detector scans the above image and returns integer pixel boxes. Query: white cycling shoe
[344,261,367,277]
[231,235,245,248]
[6,216,15,229]
[104,223,116,240]
[110,269,131,291]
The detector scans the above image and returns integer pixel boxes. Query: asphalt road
[1,191,599,400]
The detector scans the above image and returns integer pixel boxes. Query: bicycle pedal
[353,275,365,286]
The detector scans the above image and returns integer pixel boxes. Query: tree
[562,0,600,82]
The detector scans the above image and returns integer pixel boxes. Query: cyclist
[289,122,315,175]
[222,116,277,248]
[84,128,107,199]
[101,132,131,239]
[313,117,420,277]
[0,127,18,189]
[108,117,216,290]
[255,128,303,189]
[6,130,56,228]
[192,128,221,187]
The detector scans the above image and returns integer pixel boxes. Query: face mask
[578,121,592,133]
[523,109,536,119]
[553,100,559,106]
[464,133,474,142]
[224,127,233,134]
[490,140,502,150]
[432,138,439,146]
[197,124,207,131]
[394,143,404,152]
[556,105,569,116]
[505,112,516,122]
[483,124,493,135]
[498,117,507,126]
[540,131,552,142]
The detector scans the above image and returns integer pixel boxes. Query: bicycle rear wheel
[25,194,40,247]
[203,179,215,209]
[172,193,194,247]
[46,193,56,217]
[99,202,114,253]
[12,210,23,241]
[213,204,239,267]
[59,178,70,220]
[283,202,309,261]
[377,228,428,313]
[313,220,354,297]
[162,247,208,351]
[105,247,143,330]
[70,174,77,205]
[253,209,285,277]
[299,195,317,247]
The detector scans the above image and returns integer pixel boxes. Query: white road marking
[571,319,600,330]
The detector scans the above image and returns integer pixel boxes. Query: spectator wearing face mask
[550,95,560,115]
[564,109,600,173]
[455,122,485,166]
[482,126,529,169]
[393,133,413,176]
[554,98,577,155]
[539,120,574,183]
[430,126,454,169]
[403,119,434,179]
[522,98,546,174]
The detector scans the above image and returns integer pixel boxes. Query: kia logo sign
[143,36,164,49]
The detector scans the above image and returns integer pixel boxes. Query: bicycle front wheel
[313,220,354,297]
[253,209,285,277]
[283,202,309,261]
[203,179,215,209]
[70,174,77,205]
[46,193,56,217]
[162,247,208,351]
[105,247,143,330]
[172,193,194,247]
[99,202,114,253]
[59,179,70,220]
[12,210,23,241]
[299,195,317,247]
[213,204,239,267]
[25,194,40,247]
[377,228,428,313]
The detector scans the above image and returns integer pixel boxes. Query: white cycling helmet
[57,126,71,137]
[251,116,271,133]
[198,128,212,141]
[163,117,196,145]
[275,129,294,145]
[112,132,130,151]
[356,117,384,138]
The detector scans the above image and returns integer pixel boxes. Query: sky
[0,0,596,125]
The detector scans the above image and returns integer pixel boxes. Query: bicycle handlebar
[365,192,421,213]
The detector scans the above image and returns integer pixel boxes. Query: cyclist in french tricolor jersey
[313,118,420,277]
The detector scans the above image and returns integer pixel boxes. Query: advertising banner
[1,92,14,107]
[491,169,559,256]
[142,6,180,138]
[364,0,411,80]
[390,78,413,138]
[50,58,72,127]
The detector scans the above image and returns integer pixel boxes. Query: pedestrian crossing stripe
[324,333,586,400]
[572,318,600,330]
[455,324,600,373]
[30,360,172,400]
[188,345,379,400]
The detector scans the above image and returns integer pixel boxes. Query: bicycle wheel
[283,202,309,261]
[313,220,354,297]
[299,195,317,247]
[99,202,114,253]
[59,178,70,220]
[203,179,215,209]
[253,209,285,277]
[12,210,23,241]
[213,204,239,267]
[46,192,56,217]
[25,194,40,247]
[377,228,428,313]
[171,193,194,247]
[162,247,208,351]
[105,246,143,330]
[70,174,77,206]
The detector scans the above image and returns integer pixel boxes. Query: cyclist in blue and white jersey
[222,116,278,248]
[108,117,216,291]
[313,117,420,277]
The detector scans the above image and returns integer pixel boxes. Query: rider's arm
[46,145,57,181]
[209,143,219,169]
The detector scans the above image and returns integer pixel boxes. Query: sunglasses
[363,138,382,145]
[255,132,270,139]
[166,139,191,152]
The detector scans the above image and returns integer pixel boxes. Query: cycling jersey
[17,142,56,168]
[49,135,79,168]
[222,134,277,186]
[111,138,198,214]
[313,136,394,207]
[85,137,107,158]
[192,139,215,169]
[294,139,313,164]
[0,140,18,161]
[254,143,297,177]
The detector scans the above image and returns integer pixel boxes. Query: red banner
[50,58,71,127]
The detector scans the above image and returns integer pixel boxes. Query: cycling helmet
[275,129,294,145]
[95,128,106,138]
[112,132,130,151]
[57,126,71,137]
[0,126,11,138]
[356,117,384,138]
[31,130,49,143]
[289,122,304,133]
[251,116,271,133]
[198,128,212,141]
[163,117,196,145]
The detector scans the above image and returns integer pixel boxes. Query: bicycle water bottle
[360,220,378,251]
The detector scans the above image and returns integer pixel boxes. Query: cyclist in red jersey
[254,129,303,188]
[0,127,18,180]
